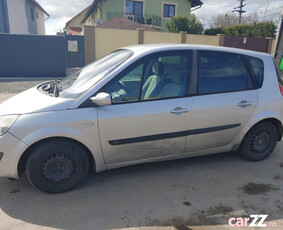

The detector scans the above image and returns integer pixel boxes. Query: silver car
[0,44,282,193]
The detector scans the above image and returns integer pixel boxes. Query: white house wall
[7,0,28,34]
[36,6,45,35]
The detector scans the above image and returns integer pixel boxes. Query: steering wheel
[118,80,130,95]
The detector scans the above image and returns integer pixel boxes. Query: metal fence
[106,12,161,27]
[65,35,85,68]
[0,34,85,79]
[223,35,269,53]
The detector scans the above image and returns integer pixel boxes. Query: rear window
[244,56,264,88]
[198,51,249,94]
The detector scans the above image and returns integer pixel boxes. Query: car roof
[123,44,271,59]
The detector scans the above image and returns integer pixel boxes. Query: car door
[185,50,258,152]
[97,51,193,165]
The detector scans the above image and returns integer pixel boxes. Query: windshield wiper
[53,80,61,97]
[42,80,61,97]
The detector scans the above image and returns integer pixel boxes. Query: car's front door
[97,51,193,165]
[185,50,258,152]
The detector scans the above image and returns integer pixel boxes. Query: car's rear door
[97,51,193,165]
[185,50,259,152]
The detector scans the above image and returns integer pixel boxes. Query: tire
[239,122,278,161]
[26,139,89,193]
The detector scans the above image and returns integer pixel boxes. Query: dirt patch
[146,204,234,228]
[148,217,192,230]
[172,184,196,191]
[240,200,257,211]
[240,183,279,195]
[183,202,191,206]
[280,162,283,168]
[206,204,233,216]
[274,175,282,180]
[164,218,193,230]
[9,188,20,194]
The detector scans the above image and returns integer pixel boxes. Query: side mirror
[90,92,112,106]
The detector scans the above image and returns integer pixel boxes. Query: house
[0,0,49,35]
[65,5,95,35]
[65,0,203,34]
[95,16,159,31]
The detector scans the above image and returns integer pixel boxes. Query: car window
[103,63,144,103]
[58,49,133,99]
[198,51,249,94]
[102,51,190,104]
[244,55,264,88]
[141,53,190,100]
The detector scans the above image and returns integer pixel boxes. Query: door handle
[170,107,189,115]
[237,100,252,108]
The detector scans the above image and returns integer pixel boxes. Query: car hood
[0,86,76,116]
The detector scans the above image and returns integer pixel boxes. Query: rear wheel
[239,122,278,161]
[26,139,89,193]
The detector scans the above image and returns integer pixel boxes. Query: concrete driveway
[0,83,282,230]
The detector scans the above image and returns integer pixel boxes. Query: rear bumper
[0,132,27,178]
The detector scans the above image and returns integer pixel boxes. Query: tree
[209,5,281,29]
[204,21,276,38]
[166,15,204,34]
[224,21,276,38]
[209,13,239,28]
[209,12,260,28]
[204,27,225,36]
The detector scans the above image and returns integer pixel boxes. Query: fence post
[180,31,187,44]
[84,26,96,64]
[137,28,144,44]
[266,37,275,55]
[217,34,225,46]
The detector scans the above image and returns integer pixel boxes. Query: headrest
[168,66,186,84]
[152,61,164,76]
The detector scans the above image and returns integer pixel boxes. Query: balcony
[106,12,162,28]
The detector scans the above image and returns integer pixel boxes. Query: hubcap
[250,130,270,154]
[42,153,76,183]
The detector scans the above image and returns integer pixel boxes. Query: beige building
[65,4,100,35]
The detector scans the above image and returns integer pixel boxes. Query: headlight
[0,115,20,136]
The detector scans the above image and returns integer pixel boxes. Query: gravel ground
[0,80,46,94]
[0,68,80,94]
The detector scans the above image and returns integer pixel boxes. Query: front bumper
[0,132,27,178]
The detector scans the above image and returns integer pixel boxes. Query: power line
[233,0,247,24]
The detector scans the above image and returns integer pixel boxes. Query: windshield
[58,49,133,99]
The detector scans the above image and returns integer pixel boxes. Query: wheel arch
[251,118,283,141]
[17,137,95,178]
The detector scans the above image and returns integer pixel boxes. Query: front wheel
[238,122,278,161]
[26,139,89,193]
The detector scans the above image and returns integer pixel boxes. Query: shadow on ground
[0,147,282,229]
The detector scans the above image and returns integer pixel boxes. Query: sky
[36,0,283,35]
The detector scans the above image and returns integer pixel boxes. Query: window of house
[163,4,176,17]
[102,51,190,104]
[198,51,251,94]
[36,12,39,19]
[31,8,34,21]
[126,0,143,15]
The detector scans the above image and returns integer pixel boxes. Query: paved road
[0,84,282,230]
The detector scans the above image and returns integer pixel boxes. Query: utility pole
[233,0,246,24]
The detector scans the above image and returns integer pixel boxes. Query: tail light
[279,82,283,96]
